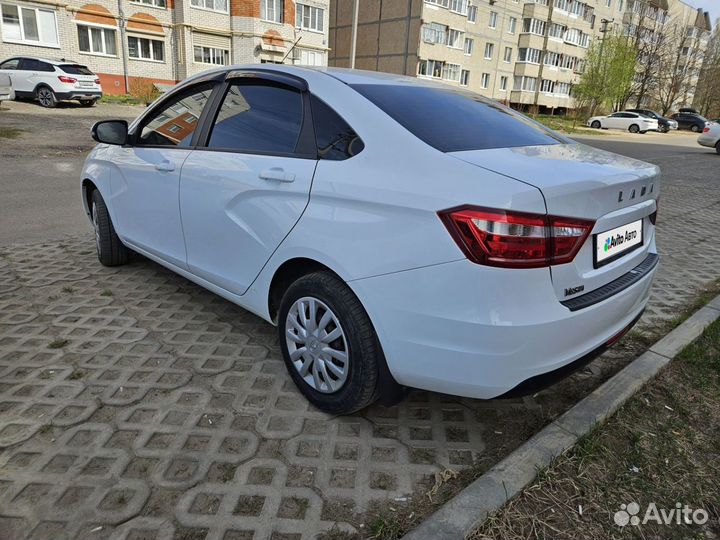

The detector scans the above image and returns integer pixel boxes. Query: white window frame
[499,75,508,91]
[418,58,443,78]
[190,0,228,13]
[77,22,117,57]
[128,35,165,62]
[442,62,461,82]
[460,69,470,86]
[503,46,512,63]
[467,4,477,22]
[484,42,494,59]
[449,0,468,15]
[425,0,450,7]
[508,17,516,34]
[131,0,166,9]
[464,37,473,55]
[488,11,497,29]
[518,47,541,64]
[296,3,323,32]
[480,72,490,89]
[422,22,447,44]
[261,0,283,23]
[193,44,229,65]
[513,75,537,91]
[541,79,554,93]
[446,28,463,49]
[1,3,59,47]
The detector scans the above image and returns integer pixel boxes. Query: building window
[541,79,554,93]
[460,69,470,86]
[194,45,229,65]
[425,0,450,7]
[261,0,283,22]
[132,0,166,8]
[548,23,565,39]
[518,47,541,64]
[480,72,490,89]
[296,3,323,31]
[449,0,468,15]
[190,0,228,11]
[488,11,497,28]
[544,51,560,66]
[446,28,463,48]
[508,17,516,34]
[503,46,512,63]
[298,48,324,65]
[1,4,58,46]
[442,62,461,82]
[128,35,165,61]
[78,24,117,56]
[513,76,537,91]
[484,42,494,59]
[556,82,571,95]
[418,59,443,78]
[422,22,447,43]
[464,37,473,55]
[522,18,546,35]
[499,75,508,90]
[467,4,477,22]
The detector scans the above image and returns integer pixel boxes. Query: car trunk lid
[450,142,660,303]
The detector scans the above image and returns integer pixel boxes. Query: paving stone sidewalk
[1,185,719,539]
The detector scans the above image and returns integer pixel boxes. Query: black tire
[591,120,601,129]
[629,124,640,133]
[79,99,97,107]
[691,124,701,133]
[278,271,383,414]
[660,126,669,133]
[36,86,57,108]
[715,141,720,155]
[91,189,128,266]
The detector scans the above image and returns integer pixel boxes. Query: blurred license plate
[594,219,643,267]
[80,82,93,87]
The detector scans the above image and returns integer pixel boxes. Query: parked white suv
[0,56,102,107]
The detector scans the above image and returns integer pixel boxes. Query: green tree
[574,33,637,114]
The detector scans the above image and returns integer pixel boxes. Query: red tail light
[58,75,77,84]
[438,206,594,268]
[703,127,710,133]
[94,78,101,84]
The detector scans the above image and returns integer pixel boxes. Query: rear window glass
[59,64,94,75]
[350,83,564,152]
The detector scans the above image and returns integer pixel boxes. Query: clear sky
[683,0,719,24]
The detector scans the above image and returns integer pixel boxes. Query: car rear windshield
[350,83,564,152]
[59,64,94,75]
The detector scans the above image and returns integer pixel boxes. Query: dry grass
[470,316,720,540]
[0,126,23,139]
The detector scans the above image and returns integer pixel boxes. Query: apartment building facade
[329,0,712,111]
[0,0,330,94]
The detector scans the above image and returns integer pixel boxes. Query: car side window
[310,95,364,160]
[18,58,37,70]
[37,61,54,72]
[136,83,215,147]
[0,59,19,70]
[207,81,303,154]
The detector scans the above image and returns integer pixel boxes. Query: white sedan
[587,111,659,133]
[697,122,720,154]
[81,65,660,413]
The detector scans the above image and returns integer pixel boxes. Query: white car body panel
[697,123,720,149]
[587,112,659,132]
[81,65,660,400]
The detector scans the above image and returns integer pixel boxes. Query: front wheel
[591,120,601,129]
[91,190,128,266]
[36,87,56,108]
[278,271,382,414]
[629,124,640,133]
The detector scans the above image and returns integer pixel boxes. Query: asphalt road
[0,101,716,245]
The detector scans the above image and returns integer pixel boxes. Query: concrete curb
[402,296,720,540]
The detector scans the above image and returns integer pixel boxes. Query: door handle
[155,160,175,172]
[259,167,295,183]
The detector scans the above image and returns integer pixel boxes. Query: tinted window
[0,58,19,70]
[208,82,303,154]
[311,95,364,160]
[59,64,93,75]
[137,83,214,147]
[351,84,563,152]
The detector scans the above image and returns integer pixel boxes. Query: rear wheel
[629,124,640,133]
[91,190,128,266]
[691,124,701,133]
[36,86,56,108]
[278,271,383,414]
[591,120,601,129]
[715,141,720,155]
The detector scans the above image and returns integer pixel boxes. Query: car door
[108,80,217,268]
[0,58,21,92]
[179,73,318,296]
[8,58,34,93]
[675,114,689,129]
[604,113,624,129]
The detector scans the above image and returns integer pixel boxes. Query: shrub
[129,77,160,105]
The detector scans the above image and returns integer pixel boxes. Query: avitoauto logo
[604,230,638,253]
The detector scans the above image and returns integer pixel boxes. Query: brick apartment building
[0,0,330,94]
[329,0,712,111]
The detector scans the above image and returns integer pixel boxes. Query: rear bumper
[697,134,719,148]
[349,254,657,399]
[56,90,102,100]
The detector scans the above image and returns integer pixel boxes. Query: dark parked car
[626,109,678,133]
[670,112,709,132]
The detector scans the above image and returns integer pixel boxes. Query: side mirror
[91,120,128,145]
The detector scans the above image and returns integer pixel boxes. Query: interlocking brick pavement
[1,174,719,538]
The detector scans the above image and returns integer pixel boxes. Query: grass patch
[0,126,24,139]
[99,94,143,106]
[530,114,604,135]
[101,289,113,297]
[470,312,720,539]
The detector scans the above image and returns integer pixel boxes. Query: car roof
[7,56,80,65]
